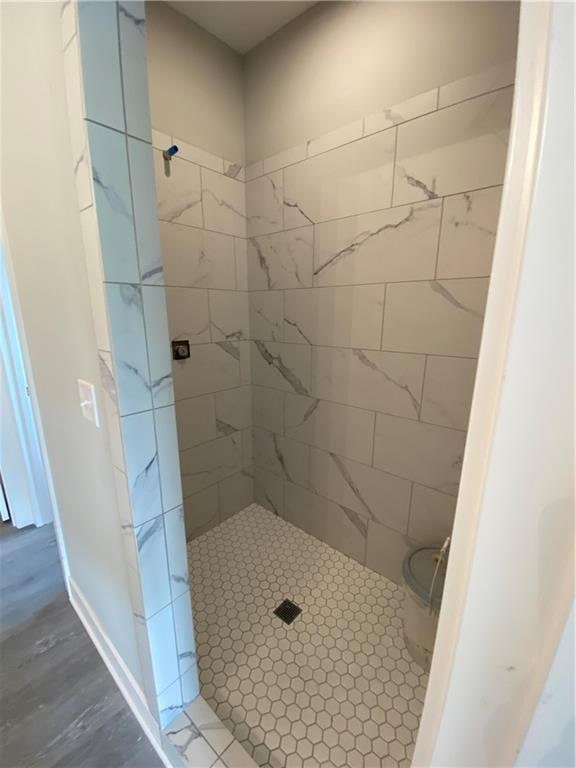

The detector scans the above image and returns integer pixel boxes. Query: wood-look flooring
[0,522,163,767]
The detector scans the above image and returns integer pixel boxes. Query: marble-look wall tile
[246,172,283,236]
[364,89,438,136]
[180,433,242,497]
[87,122,139,283]
[284,482,367,565]
[154,152,203,227]
[172,590,198,677]
[239,340,252,385]
[373,413,466,496]
[63,39,93,211]
[250,341,311,395]
[224,160,245,181]
[421,355,478,431]
[175,395,217,451]
[381,278,489,357]
[183,485,220,539]
[251,385,284,434]
[152,128,171,150]
[365,522,415,585]
[141,286,174,407]
[158,678,183,729]
[172,342,241,401]
[245,160,264,182]
[165,287,210,345]
[309,447,412,534]
[61,0,75,49]
[121,410,163,525]
[186,696,235,757]
[219,471,254,521]
[78,1,124,132]
[106,283,152,415]
[437,186,502,278]
[438,60,516,108]
[249,291,284,341]
[180,667,201,708]
[254,467,284,517]
[201,168,246,237]
[307,119,363,157]
[311,346,425,420]
[127,138,163,285]
[248,227,313,290]
[209,290,250,342]
[118,1,151,141]
[99,352,124,469]
[154,405,183,513]
[176,136,224,173]
[284,285,385,350]
[160,223,236,290]
[313,200,442,287]
[253,428,309,487]
[408,484,457,544]
[283,130,396,227]
[164,506,189,600]
[135,515,171,618]
[214,386,252,434]
[79,207,110,350]
[146,603,180,696]
[234,238,249,290]
[284,394,375,465]
[393,88,513,206]
[263,144,306,174]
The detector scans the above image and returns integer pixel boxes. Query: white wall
[1,1,142,684]
[146,0,245,162]
[244,0,519,161]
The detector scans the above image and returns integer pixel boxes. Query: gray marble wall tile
[154,405,184,513]
[106,283,152,415]
[373,413,466,496]
[253,428,309,487]
[420,355,478,430]
[63,39,93,211]
[307,120,363,157]
[438,60,515,108]
[172,590,198,677]
[172,342,241,401]
[158,678,183,729]
[284,285,385,349]
[313,200,442,287]
[87,122,138,283]
[311,346,425,420]
[134,515,171,618]
[239,340,252,385]
[437,186,502,278]
[309,448,412,534]
[393,88,513,206]
[250,387,283,437]
[183,485,219,539]
[234,238,249,290]
[249,291,284,341]
[247,227,313,290]
[381,278,489,357]
[141,286,174,407]
[164,506,189,600]
[254,467,284,517]
[408,484,457,544]
[78,1,124,131]
[175,395,218,451]
[165,287,211,345]
[224,159,245,181]
[283,130,395,227]
[127,138,163,285]
[118,2,151,141]
[209,290,250,342]
[364,89,438,136]
[160,223,236,289]
[155,152,203,227]
[284,482,367,565]
[246,171,283,237]
[79,207,109,350]
[121,410,163,526]
[365,522,415,585]
[219,471,255,521]
[180,433,242,497]
[146,603,180,696]
[284,393,375,465]
[98,351,124,470]
[240,428,253,469]
[250,341,311,395]
[201,168,246,237]
[214,386,252,434]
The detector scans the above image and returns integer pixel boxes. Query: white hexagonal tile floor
[188,504,428,768]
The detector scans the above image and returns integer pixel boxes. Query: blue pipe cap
[163,144,179,159]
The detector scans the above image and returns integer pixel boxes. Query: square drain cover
[273,599,302,625]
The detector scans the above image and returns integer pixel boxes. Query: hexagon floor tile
[188,504,428,768]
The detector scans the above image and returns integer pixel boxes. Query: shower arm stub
[163,144,179,161]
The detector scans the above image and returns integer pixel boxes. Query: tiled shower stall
[61,1,517,766]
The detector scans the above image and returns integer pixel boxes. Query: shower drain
[273,599,302,625]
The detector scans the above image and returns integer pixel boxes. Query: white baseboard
[69,577,175,768]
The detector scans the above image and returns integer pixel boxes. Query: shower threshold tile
[188,504,429,768]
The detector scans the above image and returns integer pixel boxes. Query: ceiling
[166,1,316,54]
